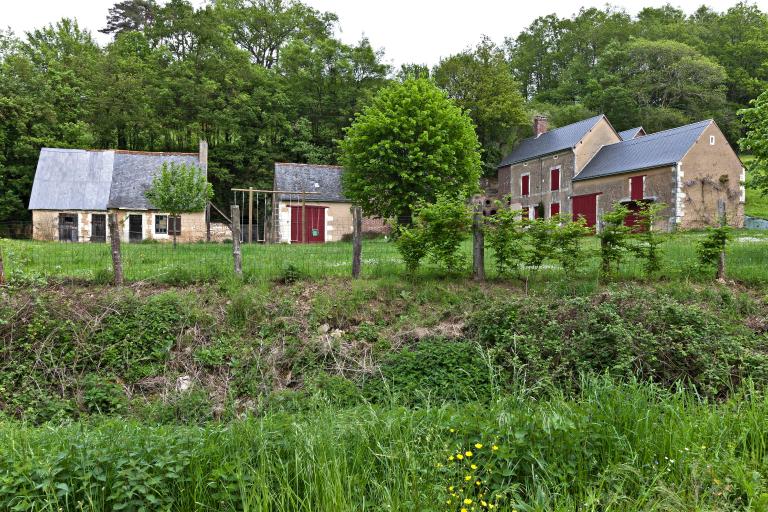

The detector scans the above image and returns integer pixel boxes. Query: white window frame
[521,172,530,197]
[154,214,169,237]
[550,165,561,192]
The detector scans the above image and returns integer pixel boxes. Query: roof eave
[574,162,679,182]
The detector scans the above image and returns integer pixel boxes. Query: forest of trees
[1,0,767,222]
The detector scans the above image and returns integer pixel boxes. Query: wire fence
[1,220,768,286]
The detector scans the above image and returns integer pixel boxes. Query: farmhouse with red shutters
[497,115,745,230]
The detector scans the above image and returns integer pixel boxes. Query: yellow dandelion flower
[475,443,483,449]
[476,480,481,486]
[492,445,499,451]
[449,486,454,491]
[481,501,488,507]
[464,498,473,505]
[465,475,472,481]
[465,451,473,457]
[450,428,455,433]
[461,509,468,512]
[449,455,454,461]
[471,464,478,470]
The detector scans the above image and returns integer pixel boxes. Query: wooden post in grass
[351,206,362,278]
[0,245,5,285]
[108,213,124,286]
[247,187,254,244]
[472,204,485,281]
[717,199,726,281]
[205,202,211,243]
[231,205,243,276]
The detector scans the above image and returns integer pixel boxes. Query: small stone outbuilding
[28,142,209,242]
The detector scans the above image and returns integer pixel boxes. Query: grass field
[2,230,768,286]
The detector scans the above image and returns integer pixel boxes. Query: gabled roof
[498,114,606,168]
[108,152,200,209]
[274,163,347,202]
[575,120,712,182]
[29,149,115,211]
[29,148,203,211]
[618,127,646,141]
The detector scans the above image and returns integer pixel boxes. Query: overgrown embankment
[1,277,767,423]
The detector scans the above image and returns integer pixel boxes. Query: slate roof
[618,127,645,141]
[108,152,201,209]
[28,148,203,210]
[574,120,712,182]
[498,114,606,168]
[274,163,348,202]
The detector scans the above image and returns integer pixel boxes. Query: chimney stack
[198,139,208,171]
[533,116,549,138]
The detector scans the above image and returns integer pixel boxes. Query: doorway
[128,214,143,242]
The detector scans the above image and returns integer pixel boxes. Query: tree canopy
[1,1,766,222]
[339,79,481,220]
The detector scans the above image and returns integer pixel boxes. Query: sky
[3,0,768,68]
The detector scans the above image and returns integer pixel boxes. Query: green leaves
[144,161,213,215]
[340,79,481,220]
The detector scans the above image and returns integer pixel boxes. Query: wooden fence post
[0,245,5,285]
[351,206,362,278]
[717,199,727,281]
[472,204,485,281]
[108,213,124,286]
[231,205,243,276]
[205,202,211,243]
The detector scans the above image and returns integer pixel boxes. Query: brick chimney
[198,139,208,171]
[533,116,549,138]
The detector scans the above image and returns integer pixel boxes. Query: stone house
[28,142,209,242]
[497,115,744,230]
[273,163,389,243]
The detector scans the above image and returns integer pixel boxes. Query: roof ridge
[607,120,711,147]
[275,162,343,169]
[518,114,604,144]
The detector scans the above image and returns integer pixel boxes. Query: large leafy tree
[433,37,528,173]
[739,90,768,197]
[339,79,481,221]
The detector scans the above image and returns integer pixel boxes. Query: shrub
[524,218,556,271]
[484,202,526,276]
[551,214,590,273]
[82,375,126,414]
[630,202,667,276]
[365,338,491,404]
[598,203,632,274]
[417,195,472,272]
[697,225,731,279]
[465,288,768,397]
[396,226,427,273]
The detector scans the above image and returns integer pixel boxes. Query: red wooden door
[290,205,325,243]
[572,193,599,227]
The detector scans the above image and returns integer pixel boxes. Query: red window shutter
[630,176,644,201]
[551,168,560,191]
[521,175,529,196]
[550,202,560,217]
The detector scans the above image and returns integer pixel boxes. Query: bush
[697,225,731,278]
[550,214,590,273]
[465,288,768,397]
[630,202,667,276]
[417,195,472,272]
[484,202,526,276]
[598,203,632,274]
[82,375,126,414]
[395,226,427,273]
[365,338,492,404]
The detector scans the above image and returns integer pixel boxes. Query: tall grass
[3,378,768,511]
